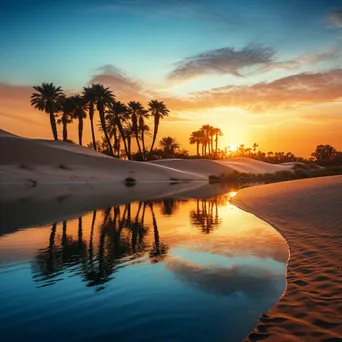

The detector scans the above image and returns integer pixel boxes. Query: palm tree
[200,125,212,156]
[91,84,115,157]
[31,82,65,140]
[127,101,144,160]
[238,144,245,156]
[212,128,223,156]
[253,143,258,154]
[83,86,97,151]
[123,122,134,159]
[57,97,74,141]
[189,130,202,156]
[138,106,150,160]
[148,100,170,155]
[159,136,180,158]
[71,95,88,146]
[106,101,131,159]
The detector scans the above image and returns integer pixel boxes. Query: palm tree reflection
[190,197,226,234]
[32,201,171,290]
[149,202,168,263]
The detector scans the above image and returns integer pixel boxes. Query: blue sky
[1,0,342,89]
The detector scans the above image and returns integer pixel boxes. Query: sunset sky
[1,0,342,156]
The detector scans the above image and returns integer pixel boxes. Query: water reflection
[0,192,288,342]
[32,201,173,290]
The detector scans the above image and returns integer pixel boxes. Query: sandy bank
[0,129,298,186]
[233,176,342,341]
[150,157,296,177]
[0,131,207,185]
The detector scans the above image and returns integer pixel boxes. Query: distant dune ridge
[0,129,297,187]
[233,176,342,342]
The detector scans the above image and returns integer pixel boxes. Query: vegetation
[209,164,342,184]
[189,125,223,157]
[31,82,174,161]
[31,83,64,140]
[30,83,342,169]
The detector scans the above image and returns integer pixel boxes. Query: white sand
[0,129,299,188]
[233,176,342,341]
[150,157,296,177]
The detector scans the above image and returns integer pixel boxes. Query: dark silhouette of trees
[31,83,65,140]
[148,203,168,263]
[149,100,170,155]
[72,95,88,146]
[92,84,115,157]
[190,198,221,234]
[189,130,202,156]
[311,144,337,163]
[57,97,74,141]
[159,136,180,157]
[83,86,98,151]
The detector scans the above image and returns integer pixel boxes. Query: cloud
[328,9,342,28]
[167,45,275,81]
[167,257,283,297]
[89,65,151,101]
[164,68,342,113]
[258,47,341,72]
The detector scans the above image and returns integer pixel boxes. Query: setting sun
[230,145,238,152]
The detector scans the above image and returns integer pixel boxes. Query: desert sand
[0,129,297,188]
[151,157,297,175]
[233,176,342,342]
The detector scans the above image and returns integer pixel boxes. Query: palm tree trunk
[99,107,114,157]
[196,142,199,156]
[49,109,58,140]
[132,114,142,160]
[215,134,218,156]
[62,116,67,141]
[134,130,142,160]
[141,128,146,161]
[116,116,130,160]
[78,117,83,145]
[89,104,96,151]
[113,126,118,157]
[127,137,132,159]
[149,116,159,154]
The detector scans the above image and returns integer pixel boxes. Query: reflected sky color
[0,194,288,342]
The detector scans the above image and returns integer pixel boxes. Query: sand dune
[233,176,342,342]
[0,129,299,188]
[150,157,296,177]
[217,157,297,174]
[0,130,208,185]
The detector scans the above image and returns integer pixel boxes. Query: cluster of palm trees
[31,82,169,160]
[189,125,223,156]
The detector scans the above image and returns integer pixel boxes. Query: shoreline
[232,176,342,342]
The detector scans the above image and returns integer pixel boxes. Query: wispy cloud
[258,47,341,72]
[164,68,342,113]
[89,65,151,101]
[328,9,342,28]
[167,45,275,80]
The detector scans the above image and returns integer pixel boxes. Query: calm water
[0,191,288,342]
